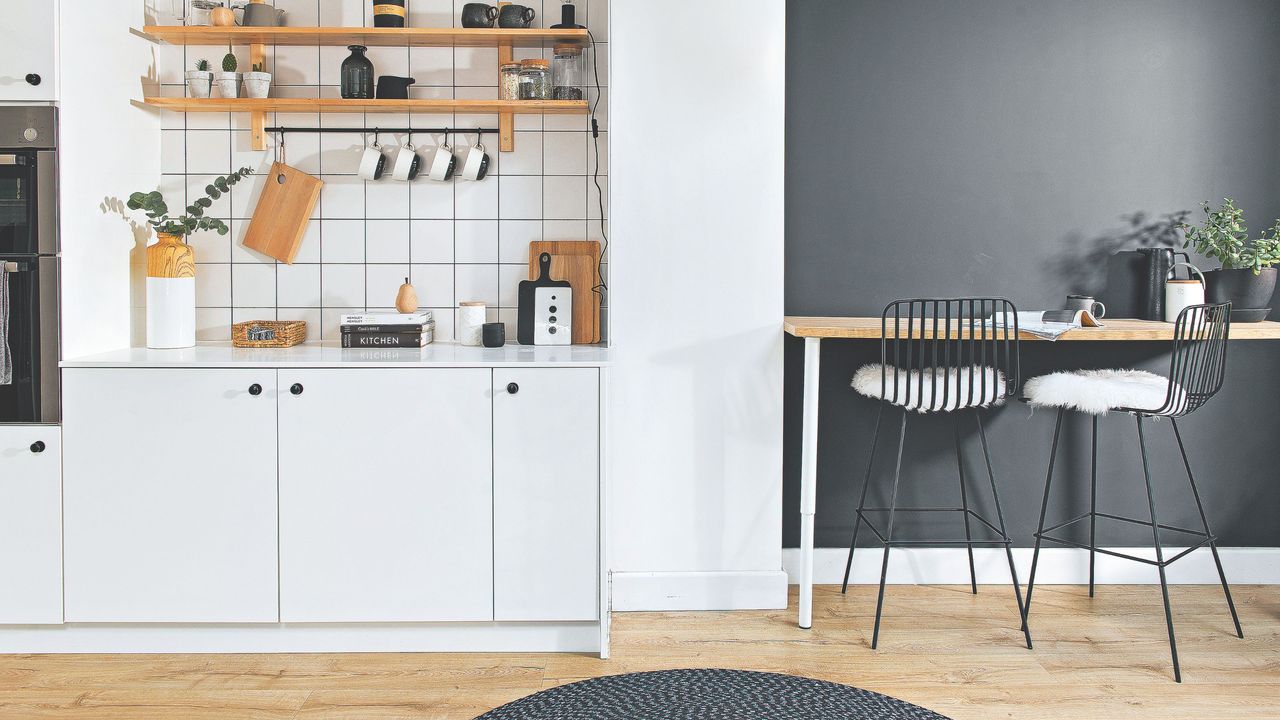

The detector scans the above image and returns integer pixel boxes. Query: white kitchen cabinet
[62,369,279,622]
[0,426,62,624]
[493,368,600,621]
[278,369,494,622]
[0,2,57,101]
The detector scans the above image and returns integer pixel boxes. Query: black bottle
[340,45,374,99]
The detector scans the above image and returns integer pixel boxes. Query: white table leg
[799,336,821,629]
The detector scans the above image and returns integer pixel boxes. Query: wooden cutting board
[242,162,322,264]
[528,240,601,344]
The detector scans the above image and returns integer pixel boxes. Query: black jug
[340,45,374,99]
[375,75,416,99]
[1136,248,1191,321]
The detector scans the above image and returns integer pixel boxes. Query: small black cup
[461,3,498,27]
[482,322,506,348]
[497,4,536,28]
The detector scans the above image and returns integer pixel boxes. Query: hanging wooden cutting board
[242,162,323,264]
[528,240,601,344]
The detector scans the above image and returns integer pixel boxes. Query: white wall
[58,4,161,358]
[608,0,787,610]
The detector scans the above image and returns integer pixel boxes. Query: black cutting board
[518,252,572,345]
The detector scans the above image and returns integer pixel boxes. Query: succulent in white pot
[185,58,213,98]
[213,52,240,98]
[242,62,272,99]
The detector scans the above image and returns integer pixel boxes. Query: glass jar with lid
[500,62,523,100]
[551,44,584,100]
[518,59,551,100]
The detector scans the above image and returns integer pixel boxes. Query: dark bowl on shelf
[1229,307,1272,323]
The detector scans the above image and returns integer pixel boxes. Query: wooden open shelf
[142,7,585,152]
[140,25,589,48]
[143,97,589,115]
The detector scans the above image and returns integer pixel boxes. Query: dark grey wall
[784,0,1280,548]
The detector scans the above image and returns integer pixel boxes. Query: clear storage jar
[551,44,584,101]
[518,59,551,100]
[500,62,523,100]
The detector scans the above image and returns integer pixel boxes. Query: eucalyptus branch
[125,167,253,239]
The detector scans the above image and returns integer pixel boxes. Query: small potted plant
[186,58,213,98]
[1181,198,1280,320]
[126,167,254,348]
[243,61,272,99]
[213,51,240,98]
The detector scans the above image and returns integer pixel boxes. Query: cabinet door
[0,3,56,101]
[62,369,279,622]
[278,369,493,622]
[493,368,599,621]
[0,426,62,624]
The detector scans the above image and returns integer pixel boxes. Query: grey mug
[1065,294,1106,318]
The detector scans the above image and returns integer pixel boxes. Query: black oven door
[0,148,53,256]
[1,257,58,423]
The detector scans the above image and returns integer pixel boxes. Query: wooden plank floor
[1,585,1277,719]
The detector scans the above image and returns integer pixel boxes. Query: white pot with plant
[1180,198,1280,321]
[213,52,240,98]
[242,62,272,99]
[185,59,213,98]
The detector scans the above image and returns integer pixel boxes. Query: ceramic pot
[185,70,213,98]
[146,233,196,349]
[243,71,272,98]
[213,71,240,98]
[1204,267,1277,318]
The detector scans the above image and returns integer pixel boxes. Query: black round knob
[290,383,304,395]
[25,73,41,86]
[30,441,45,453]
[248,383,263,396]
[506,382,519,394]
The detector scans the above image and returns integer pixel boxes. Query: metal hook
[372,127,381,148]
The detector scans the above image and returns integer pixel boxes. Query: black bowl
[1229,307,1272,323]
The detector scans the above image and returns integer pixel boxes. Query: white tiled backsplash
[155,0,608,343]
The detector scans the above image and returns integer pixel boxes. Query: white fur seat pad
[851,364,1007,412]
[1023,369,1183,415]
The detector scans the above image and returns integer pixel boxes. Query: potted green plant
[1180,198,1280,320]
[126,167,253,348]
[243,61,272,99]
[186,58,213,98]
[213,51,240,99]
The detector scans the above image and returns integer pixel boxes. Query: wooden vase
[146,233,197,349]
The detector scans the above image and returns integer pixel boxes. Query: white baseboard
[0,622,602,654]
[782,547,1280,585]
[611,570,789,611]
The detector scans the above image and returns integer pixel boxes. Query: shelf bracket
[497,2,514,152]
[250,42,267,151]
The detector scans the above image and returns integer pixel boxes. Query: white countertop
[61,342,613,368]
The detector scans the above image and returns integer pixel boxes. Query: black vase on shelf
[340,45,374,99]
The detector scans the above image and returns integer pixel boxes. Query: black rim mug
[497,4,536,27]
[462,3,499,27]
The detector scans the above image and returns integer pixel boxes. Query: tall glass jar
[340,45,374,99]
[500,62,523,101]
[518,59,551,100]
[551,44,584,100]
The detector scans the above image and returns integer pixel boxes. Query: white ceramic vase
[147,278,196,349]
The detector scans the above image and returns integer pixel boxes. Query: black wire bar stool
[841,298,1031,650]
[1022,302,1243,683]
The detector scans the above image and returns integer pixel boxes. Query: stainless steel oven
[1,106,58,423]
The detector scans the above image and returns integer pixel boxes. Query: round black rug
[475,669,950,719]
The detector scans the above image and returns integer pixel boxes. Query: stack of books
[340,312,435,348]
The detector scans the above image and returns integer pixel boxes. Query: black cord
[587,27,608,301]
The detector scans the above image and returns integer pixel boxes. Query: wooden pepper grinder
[395,277,418,313]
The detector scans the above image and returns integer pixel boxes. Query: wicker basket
[232,320,307,348]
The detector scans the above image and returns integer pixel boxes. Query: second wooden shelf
[144,97,589,114]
